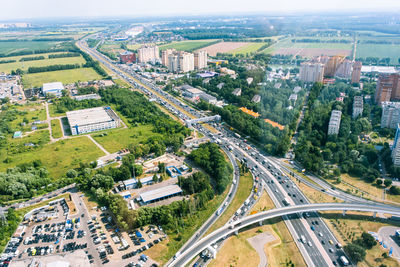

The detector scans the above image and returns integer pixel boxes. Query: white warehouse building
[42,82,64,97]
[67,107,121,135]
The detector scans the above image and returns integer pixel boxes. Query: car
[321,240,325,245]
[307,241,312,247]
[319,232,323,237]
[329,240,334,245]
[329,248,334,253]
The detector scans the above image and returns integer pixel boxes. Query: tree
[360,232,377,249]
[376,179,383,186]
[66,169,78,178]
[158,162,166,173]
[134,164,143,177]
[344,243,366,263]
[384,179,392,187]
[389,185,400,195]
[136,180,142,188]
[152,174,158,183]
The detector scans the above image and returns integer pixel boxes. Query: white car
[308,241,313,247]
[319,232,323,237]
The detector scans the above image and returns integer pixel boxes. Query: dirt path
[86,134,110,155]
[247,232,276,267]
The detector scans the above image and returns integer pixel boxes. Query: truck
[244,199,250,206]
[282,198,290,206]
[339,256,349,266]
[234,133,241,138]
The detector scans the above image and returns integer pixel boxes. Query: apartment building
[375,73,400,105]
[194,50,208,69]
[381,101,400,129]
[351,61,362,84]
[137,45,160,63]
[299,62,325,83]
[392,124,400,166]
[167,51,194,73]
[327,110,342,135]
[352,96,364,119]
[162,49,175,66]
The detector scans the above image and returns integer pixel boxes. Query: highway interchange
[77,37,400,267]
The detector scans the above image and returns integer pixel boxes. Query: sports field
[159,40,219,52]
[0,52,85,73]
[22,68,102,88]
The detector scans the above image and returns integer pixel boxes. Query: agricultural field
[0,41,60,55]
[229,42,267,55]
[200,41,252,56]
[356,43,400,64]
[98,40,125,58]
[22,67,102,88]
[159,40,219,52]
[92,124,162,153]
[262,38,352,58]
[0,52,86,73]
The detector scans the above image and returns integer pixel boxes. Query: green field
[356,43,400,64]
[159,40,220,52]
[0,41,60,55]
[22,68,102,88]
[268,38,353,50]
[0,134,104,178]
[230,42,267,54]
[93,124,162,153]
[0,53,86,73]
[51,119,63,139]
[9,104,47,131]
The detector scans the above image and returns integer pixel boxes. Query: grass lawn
[229,42,267,54]
[205,169,253,235]
[159,40,220,52]
[356,43,400,64]
[0,53,85,74]
[22,67,102,88]
[0,41,59,55]
[51,119,62,139]
[112,78,130,88]
[9,103,47,131]
[0,135,105,178]
[210,191,305,267]
[322,212,400,267]
[92,125,162,153]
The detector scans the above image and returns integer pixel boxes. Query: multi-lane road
[77,36,400,267]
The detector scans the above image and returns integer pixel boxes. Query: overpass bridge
[170,202,400,267]
[186,115,221,127]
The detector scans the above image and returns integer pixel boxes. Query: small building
[66,106,121,135]
[13,131,22,138]
[216,83,225,90]
[123,178,137,190]
[274,83,282,89]
[232,88,241,96]
[139,185,183,205]
[196,71,219,79]
[328,110,342,135]
[42,82,64,97]
[293,86,302,93]
[73,94,101,101]
[289,94,298,102]
[246,77,254,85]
[252,94,261,103]
[120,191,131,199]
[199,93,217,105]
[166,166,182,178]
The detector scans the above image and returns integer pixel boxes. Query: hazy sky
[2,0,400,21]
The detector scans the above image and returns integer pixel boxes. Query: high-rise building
[194,51,208,69]
[335,59,352,79]
[299,62,325,83]
[381,101,400,129]
[352,96,364,119]
[328,110,342,135]
[351,61,362,84]
[392,124,400,166]
[162,49,175,66]
[324,56,345,77]
[137,45,160,63]
[375,73,400,105]
[167,51,194,73]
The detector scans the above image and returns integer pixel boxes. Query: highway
[171,202,400,267]
[77,36,400,267]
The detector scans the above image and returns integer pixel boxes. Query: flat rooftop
[43,82,64,92]
[140,184,182,203]
[66,106,119,127]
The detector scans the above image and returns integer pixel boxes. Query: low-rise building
[72,94,101,101]
[251,94,261,103]
[328,110,342,135]
[42,82,64,97]
[66,106,121,135]
[139,185,183,205]
[352,96,364,119]
[232,88,241,96]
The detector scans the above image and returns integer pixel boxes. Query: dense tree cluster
[344,232,376,263]
[48,52,80,59]
[295,82,380,181]
[52,96,103,114]
[19,56,45,62]
[27,63,80,73]
[0,59,16,64]
[188,142,232,194]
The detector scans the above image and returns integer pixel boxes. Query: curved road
[170,202,400,267]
